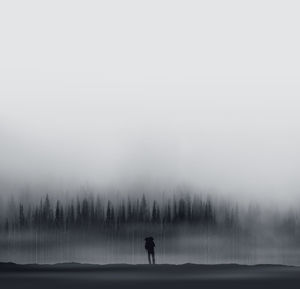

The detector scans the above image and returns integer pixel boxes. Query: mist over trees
[1,191,298,238]
[1,193,219,233]
[1,190,300,265]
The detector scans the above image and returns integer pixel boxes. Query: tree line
[1,194,224,233]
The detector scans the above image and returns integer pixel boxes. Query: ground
[1,262,300,289]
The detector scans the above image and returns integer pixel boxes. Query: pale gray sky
[1,1,300,204]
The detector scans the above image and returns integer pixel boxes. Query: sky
[0,1,300,204]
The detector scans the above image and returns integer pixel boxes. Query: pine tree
[151,201,160,223]
[178,198,186,221]
[165,202,171,223]
[81,198,89,226]
[139,195,148,222]
[95,196,104,226]
[106,201,112,225]
[119,201,126,224]
[55,201,62,229]
[127,198,133,223]
[19,204,26,229]
[4,218,9,233]
[76,198,81,227]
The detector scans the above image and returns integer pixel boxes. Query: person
[144,236,155,264]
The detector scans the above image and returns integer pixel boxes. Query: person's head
[145,236,154,241]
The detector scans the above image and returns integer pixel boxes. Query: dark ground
[1,262,300,289]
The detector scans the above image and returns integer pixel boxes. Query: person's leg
[148,251,151,264]
[152,252,155,264]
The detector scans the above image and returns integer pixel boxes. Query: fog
[1,1,300,206]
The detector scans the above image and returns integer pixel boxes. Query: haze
[1,1,300,205]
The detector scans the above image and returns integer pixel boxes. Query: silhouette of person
[145,236,155,264]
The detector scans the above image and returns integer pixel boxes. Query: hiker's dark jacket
[145,237,155,253]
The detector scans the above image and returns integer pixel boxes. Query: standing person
[145,236,155,264]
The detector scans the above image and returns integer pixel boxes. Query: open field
[1,262,300,289]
